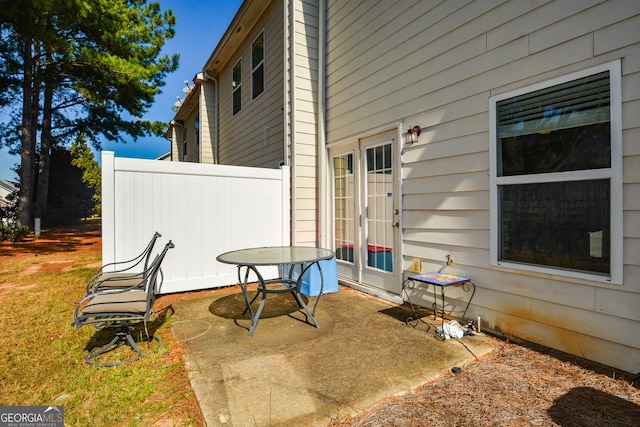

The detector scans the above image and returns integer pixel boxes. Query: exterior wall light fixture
[405,125,422,144]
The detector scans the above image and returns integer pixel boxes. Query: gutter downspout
[287,0,296,244]
[317,0,327,248]
[195,73,204,164]
[203,71,220,164]
[397,120,405,281]
[168,121,176,161]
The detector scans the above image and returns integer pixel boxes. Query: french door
[331,130,400,294]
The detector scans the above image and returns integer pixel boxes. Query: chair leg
[86,324,161,367]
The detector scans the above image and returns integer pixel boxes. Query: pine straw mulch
[330,339,640,427]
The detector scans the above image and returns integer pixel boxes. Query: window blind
[497,71,610,138]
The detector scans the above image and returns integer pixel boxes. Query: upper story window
[195,114,200,146]
[232,59,242,115]
[490,61,622,284]
[252,32,264,99]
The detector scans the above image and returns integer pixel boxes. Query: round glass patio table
[216,246,335,337]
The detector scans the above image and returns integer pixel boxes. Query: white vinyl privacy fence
[101,151,290,294]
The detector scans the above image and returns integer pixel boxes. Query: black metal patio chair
[72,240,174,367]
[85,231,161,293]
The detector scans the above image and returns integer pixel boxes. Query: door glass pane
[366,144,393,272]
[499,179,610,274]
[334,154,354,263]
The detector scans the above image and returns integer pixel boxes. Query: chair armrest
[85,232,161,292]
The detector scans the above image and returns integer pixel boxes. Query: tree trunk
[17,39,35,228]
[35,51,53,220]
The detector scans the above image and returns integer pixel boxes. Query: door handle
[392,221,399,228]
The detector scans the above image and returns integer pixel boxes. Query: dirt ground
[0,220,103,259]
[3,221,640,426]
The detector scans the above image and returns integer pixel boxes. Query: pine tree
[0,0,178,227]
[70,134,102,216]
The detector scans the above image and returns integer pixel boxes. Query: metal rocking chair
[85,231,162,293]
[72,240,174,367]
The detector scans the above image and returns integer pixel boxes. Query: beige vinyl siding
[183,108,199,163]
[169,126,180,162]
[200,81,216,164]
[289,0,320,246]
[325,0,640,372]
[218,0,284,169]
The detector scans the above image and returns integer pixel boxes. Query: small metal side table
[402,272,476,333]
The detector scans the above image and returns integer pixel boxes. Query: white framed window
[232,59,242,115]
[489,61,623,284]
[252,31,264,99]
[195,114,199,146]
[333,152,355,264]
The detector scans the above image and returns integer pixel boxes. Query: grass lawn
[0,221,203,426]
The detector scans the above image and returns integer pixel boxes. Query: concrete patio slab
[170,286,498,426]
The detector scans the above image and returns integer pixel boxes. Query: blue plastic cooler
[287,257,339,296]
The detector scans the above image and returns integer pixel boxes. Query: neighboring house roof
[0,179,17,209]
[0,179,17,195]
[156,152,172,161]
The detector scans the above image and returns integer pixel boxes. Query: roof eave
[203,0,271,77]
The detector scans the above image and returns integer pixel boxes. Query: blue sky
[0,0,242,181]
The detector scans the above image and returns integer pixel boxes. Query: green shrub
[0,221,31,242]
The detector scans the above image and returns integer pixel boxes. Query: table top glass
[408,272,471,286]
[216,246,335,266]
